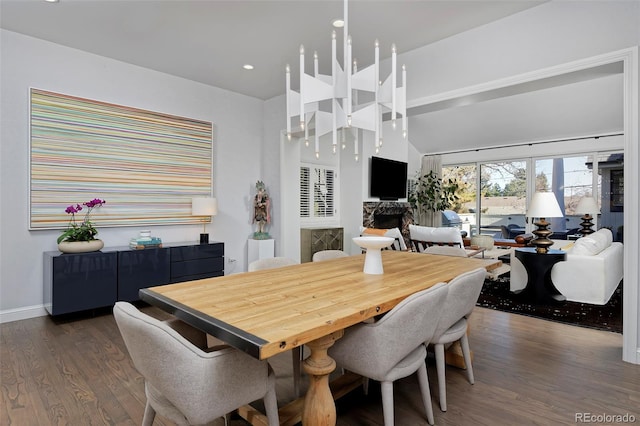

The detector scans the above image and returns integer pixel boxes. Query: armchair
[409,224,464,252]
[113,302,279,426]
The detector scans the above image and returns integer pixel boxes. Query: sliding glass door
[443,151,624,241]
[478,161,527,238]
[534,155,592,237]
[443,164,477,236]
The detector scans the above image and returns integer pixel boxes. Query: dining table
[139,250,501,426]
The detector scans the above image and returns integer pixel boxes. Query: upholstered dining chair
[247,256,303,397]
[312,249,349,262]
[430,267,486,412]
[113,302,279,426]
[328,283,449,426]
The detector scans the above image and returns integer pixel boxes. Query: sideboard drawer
[169,242,224,282]
[170,243,224,262]
[170,257,224,281]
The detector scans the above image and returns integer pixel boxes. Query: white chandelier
[285,0,407,161]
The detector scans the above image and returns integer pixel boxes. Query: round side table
[514,247,567,304]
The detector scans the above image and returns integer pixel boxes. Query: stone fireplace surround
[362,202,414,248]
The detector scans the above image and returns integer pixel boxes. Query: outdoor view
[442,152,624,241]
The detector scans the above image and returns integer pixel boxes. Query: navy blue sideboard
[43,241,224,315]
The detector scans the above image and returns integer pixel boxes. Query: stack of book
[129,236,163,250]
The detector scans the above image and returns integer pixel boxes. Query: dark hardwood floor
[2,305,638,425]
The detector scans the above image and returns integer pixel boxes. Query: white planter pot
[58,239,104,254]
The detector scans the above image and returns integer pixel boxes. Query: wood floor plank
[1,305,638,425]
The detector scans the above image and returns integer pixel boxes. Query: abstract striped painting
[30,89,213,229]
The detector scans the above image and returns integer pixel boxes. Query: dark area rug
[476,275,623,333]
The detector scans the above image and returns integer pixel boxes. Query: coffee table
[465,247,486,258]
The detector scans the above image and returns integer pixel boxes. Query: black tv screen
[370,156,408,200]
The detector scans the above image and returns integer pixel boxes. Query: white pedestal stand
[352,236,395,275]
[248,238,275,266]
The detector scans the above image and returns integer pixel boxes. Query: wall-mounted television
[370,156,408,200]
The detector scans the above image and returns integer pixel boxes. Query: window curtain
[416,154,443,227]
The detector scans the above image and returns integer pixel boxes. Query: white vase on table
[352,236,395,275]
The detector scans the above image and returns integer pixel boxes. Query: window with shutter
[300,166,310,218]
[300,163,339,224]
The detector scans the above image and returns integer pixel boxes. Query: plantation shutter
[300,164,337,221]
[300,166,310,218]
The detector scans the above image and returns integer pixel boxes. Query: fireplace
[362,202,414,248]
[374,213,403,230]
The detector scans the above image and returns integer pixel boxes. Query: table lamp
[192,197,218,244]
[574,196,599,236]
[526,192,564,254]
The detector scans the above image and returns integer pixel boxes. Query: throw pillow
[571,230,610,255]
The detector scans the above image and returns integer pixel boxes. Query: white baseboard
[0,304,48,324]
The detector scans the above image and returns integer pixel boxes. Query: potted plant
[408,170,459,226]
[57,198,106,253]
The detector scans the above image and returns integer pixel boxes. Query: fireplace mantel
[362,202,414,248]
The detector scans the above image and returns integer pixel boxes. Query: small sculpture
[253,180,271,239]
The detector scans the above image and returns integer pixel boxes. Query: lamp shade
[574,196,600,215]
[191,197,218,216]
[526,192,563,218]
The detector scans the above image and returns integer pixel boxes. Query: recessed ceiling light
[45,0,59,3]
[243,64,254,70]
[332,19,344,28]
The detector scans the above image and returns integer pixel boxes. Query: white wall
[0,30,264,321]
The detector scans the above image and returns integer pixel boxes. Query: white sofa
[510,228,623,305]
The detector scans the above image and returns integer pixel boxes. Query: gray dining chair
[328,283,450,426]
[312,250,349,262]
[247,256,303,397]
[431,267,486,412]
[113,302,279,426]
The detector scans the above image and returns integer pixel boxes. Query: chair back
[423,246,468,257]
[332,283,448,378]
[360,226,408,251]
[383,236,404,251]
[433,268,486,341]
[312,250,349,262]
[249,256,298,271]
[409,224,463,252]
[113,302,270,424]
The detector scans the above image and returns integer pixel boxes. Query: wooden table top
[140,251,500,360]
